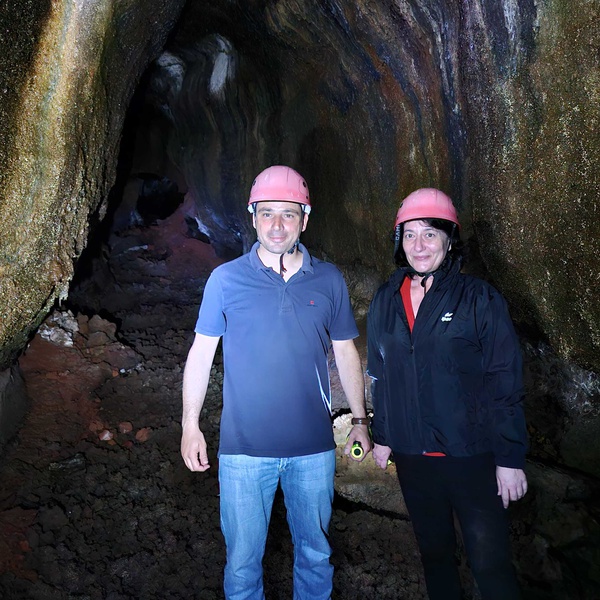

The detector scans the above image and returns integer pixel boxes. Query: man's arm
[181,333,221,472]
[331,338,371,460]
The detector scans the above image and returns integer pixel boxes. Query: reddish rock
[118,421,133,434]
[88,315,117,339]
[87,331,112,348]
[76,314,90,336]
[135,427,152,442]
[88,420,104,432]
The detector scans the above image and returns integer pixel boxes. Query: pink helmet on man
[395,188,459,228]
[248,165,311,214]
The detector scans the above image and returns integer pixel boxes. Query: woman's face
[402,219,450,273]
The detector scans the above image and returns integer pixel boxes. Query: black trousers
[394,453,521,600]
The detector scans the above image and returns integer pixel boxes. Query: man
[181,165,371,600]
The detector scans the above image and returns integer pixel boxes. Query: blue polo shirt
[195,242,358,457]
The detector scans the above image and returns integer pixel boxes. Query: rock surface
[0,0,186,369]
[0,365,28,447]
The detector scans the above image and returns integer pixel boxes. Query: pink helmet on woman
[394,188,459,227]
[248,165,311,214]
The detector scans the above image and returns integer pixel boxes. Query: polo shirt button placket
[280,284,292,314]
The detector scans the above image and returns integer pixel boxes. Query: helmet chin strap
[279,254,287,276]
[410,254,451,294]
[278,213,306,277]
[278,239,300,277]
[407,267,436,294]
[406,235,453,293]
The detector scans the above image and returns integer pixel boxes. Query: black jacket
[367,259,527,469]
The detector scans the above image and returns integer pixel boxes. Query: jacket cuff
[370,427,388,446]
[495,452,527,470]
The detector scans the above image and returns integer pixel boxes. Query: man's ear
[301,212,309,232]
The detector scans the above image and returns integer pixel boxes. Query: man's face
[253,201,308,256]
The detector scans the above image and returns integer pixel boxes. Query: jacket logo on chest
[441,312,454,322]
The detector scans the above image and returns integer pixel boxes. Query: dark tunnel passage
[1,1,600,599]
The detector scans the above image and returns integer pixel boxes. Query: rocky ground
[0,206,598,599]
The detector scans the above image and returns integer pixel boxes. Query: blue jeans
[218,451,336,600]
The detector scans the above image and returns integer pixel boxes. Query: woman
[368,188,528,600]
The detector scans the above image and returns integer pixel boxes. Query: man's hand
[496,466,527,508]
[181,333,220,473]
[331,339,371,462]
[344,424,372,461]
[372,443,392,469]
[181,426,210,472]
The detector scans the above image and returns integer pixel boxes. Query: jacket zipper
[394,277,424,452]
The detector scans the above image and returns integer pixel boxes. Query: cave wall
[146,1,462,268]
[145,1,599,375]
[463,0,600,372]
[0,0,186,370]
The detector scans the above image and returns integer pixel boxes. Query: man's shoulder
[309,255,344,278]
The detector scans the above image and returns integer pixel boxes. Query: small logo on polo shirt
[441,312,453,322]
[308,300,317,307]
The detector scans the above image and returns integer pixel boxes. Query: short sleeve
[329,269,359,341]
[194,270,226,336]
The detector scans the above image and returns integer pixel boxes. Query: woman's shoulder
[458,272,499,293]
[380,268,406,291]
[457,274,510,311]
[369,270,404,307]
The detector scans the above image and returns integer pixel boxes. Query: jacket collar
[389,256,461,291]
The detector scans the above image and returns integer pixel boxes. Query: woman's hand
[372,444,393,469]
[496,466,528,508]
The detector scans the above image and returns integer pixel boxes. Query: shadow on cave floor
[0,204,578,599]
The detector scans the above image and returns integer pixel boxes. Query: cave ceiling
[0,0,599,379]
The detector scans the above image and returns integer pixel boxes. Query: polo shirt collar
[249,241,315,274]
